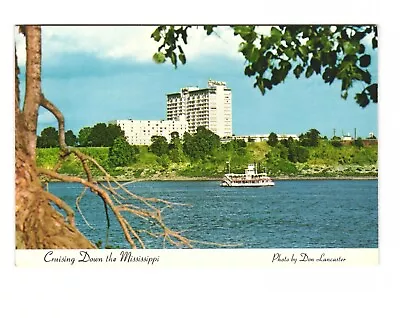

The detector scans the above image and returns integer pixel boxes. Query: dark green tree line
[77,123,125,147]
[37,127,77,148]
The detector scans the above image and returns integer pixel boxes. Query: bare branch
[40,94,66,149]
[75,187,96,230]
[43,190,75,227]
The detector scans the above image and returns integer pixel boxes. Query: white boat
[220,164,275,187]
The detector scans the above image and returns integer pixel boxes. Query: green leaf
[233,26,252,37]
[341,78,351,91]
[359,54,371,67]
[260,36,272,51]
[341,90,348,100]
[310,57,321,74]
[322,68,336,84]
[293,65,304,78]
[372,37,378,49]
[360,70,372,84]
[327,51,337,67]
[282,29,292,44]
[152,52,165,64]
[181,30,188,44]
[179,53,186,65]
[270,27,282,44]
[151,28,162,42]
[244,65,256,76]
[204,25,215,35]
[256,76,265,95]
[263,78,273,90]
[170,52,177,66]
[343,41,358,55]
[239,42,247,52]
[298,45,309,61]
[366,84,378,103]
[355,92,370,107]
[271,68,286,85]
[284,47,295,59]
[249,46,260,63]
[305,65,314,78]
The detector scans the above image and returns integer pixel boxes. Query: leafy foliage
[151,25,378,107]
[65,130,77,146]
[37,127,59,148]
[78,123,125,147]
[168,132,185,163]
[108,137,139,167]
[299,128,321,147]
[78,126,92,146]
[267,132,278,146]
[182,126,221,160]
[149,135,169,157]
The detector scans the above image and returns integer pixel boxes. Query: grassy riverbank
[36,140,378,181]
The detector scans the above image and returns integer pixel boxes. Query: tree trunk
[15,25,95,249]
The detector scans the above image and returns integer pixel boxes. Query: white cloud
[38,109,57,125]
[14,26,247,65]
[15,27,26,65]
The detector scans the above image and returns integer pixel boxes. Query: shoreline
[94,175,378,182]
[41,174,378,183]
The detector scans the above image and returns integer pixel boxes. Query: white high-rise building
[110,117,188,145]
[166,80,232,137]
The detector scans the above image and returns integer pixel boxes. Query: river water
[48,180,378,249]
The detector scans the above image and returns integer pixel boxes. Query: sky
[15,25,378,138]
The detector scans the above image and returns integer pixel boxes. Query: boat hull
[220,181,275,187]
[221,164,275,187]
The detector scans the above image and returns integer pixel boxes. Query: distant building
[341,133,354,142]
[110,117,188,145]
[166,79,232,137]
[222,133,299,143]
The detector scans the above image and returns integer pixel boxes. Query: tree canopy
[108,137,139,167]
[78,123,125,147]
[149,135,169,157]
[65,130,78,146]
[151,25,377,107]
[183,126,221,160]
[267,132,279,147]
[37,127,59,148]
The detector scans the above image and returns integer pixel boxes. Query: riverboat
[220,164,275,187]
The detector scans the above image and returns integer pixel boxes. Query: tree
[296,146,309,163]
[78,126,92,146]
[182,127,221,160]
[15,26,93,248]
[267,132,278,147]
[37,127,59,148]
[89,123,108,147]
[149,135,169,157]
[152,25,377,107]
[15,26,191,249]
[353,137,364,148]
[107,124,125,146]
[108,137,138,167]
[65,129,77,146]
[168,132,185,163]
[331,140,343,148]
[300,128,321,147]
